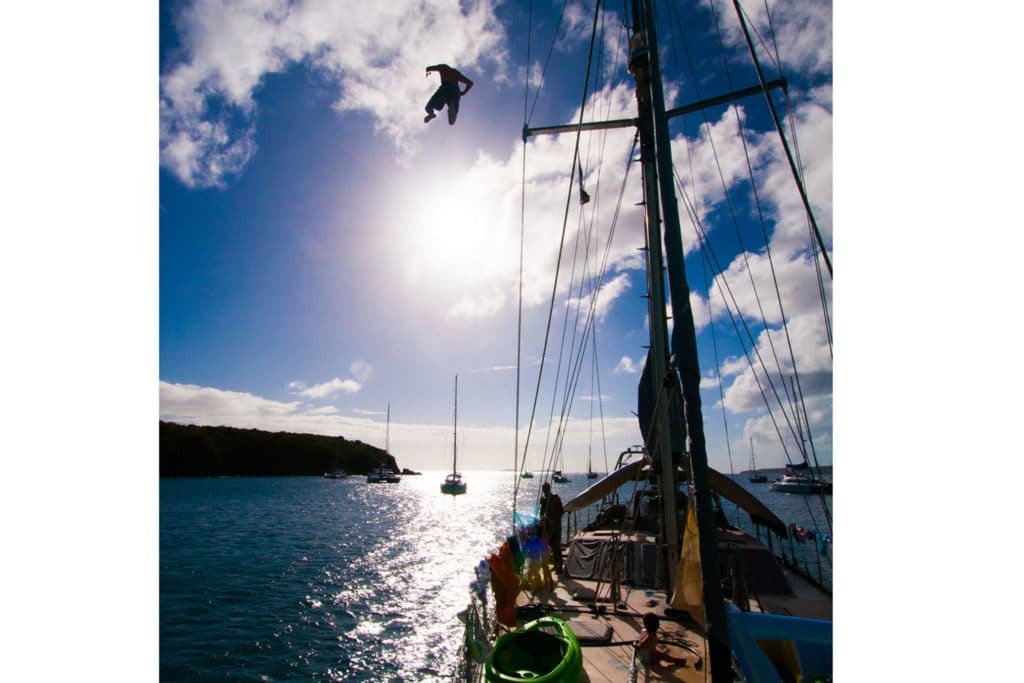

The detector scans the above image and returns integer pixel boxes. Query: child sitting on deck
[634,613,688,668]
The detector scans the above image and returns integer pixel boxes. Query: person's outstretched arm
[457,71,474,94]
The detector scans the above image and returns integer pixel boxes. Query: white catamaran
[455,1,832,681]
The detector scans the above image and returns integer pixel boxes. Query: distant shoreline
[160,421,399,478]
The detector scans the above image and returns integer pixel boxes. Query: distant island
[160,421,401,478]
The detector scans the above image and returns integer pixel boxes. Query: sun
[397,167,512,301]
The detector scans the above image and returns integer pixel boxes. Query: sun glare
[399,170,510,301]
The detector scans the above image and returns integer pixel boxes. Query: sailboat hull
[441,481,467,495]
[769,479,830,494]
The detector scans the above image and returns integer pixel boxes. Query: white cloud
[690,290,711,332]
[161,381,302,420]
[709,0,833,77]
[353,408,387,416]
[294,377,362,398]
[307,405,339,415]
[614,355,640,374]
[161,0,508,187]
[716,307,835,450]
[349,360,375,384]
[740,392,832,468]
[448,289,507,319]
[566,271,631,326]
[161,380,387,445]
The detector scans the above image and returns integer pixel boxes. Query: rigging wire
[675,167,799,464]
[665,1,802,460]
[540,199,591,477]
[666,0,831,510]
[730,0,832,278]
[592,329,611,475]
[541,2,613,481]
[687,181,832,536]
[565,10,618,481]
[705,0,809,457]
[758,0,834,355]
[526,0,573,127]
[669,0,797,430]
[677,169,832,534]
[517,0,605,506]
[701,248,736,477]
[544,135,637,483]
[512,1,536,525]
[726,0,830,482]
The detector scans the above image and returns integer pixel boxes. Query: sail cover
[680,463,788,538]
[564,459,645,513]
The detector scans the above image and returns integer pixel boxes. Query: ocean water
[160,471,832,681]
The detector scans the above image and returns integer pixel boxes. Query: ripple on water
[162,473,569,680]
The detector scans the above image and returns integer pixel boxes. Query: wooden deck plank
[515,576,711,681]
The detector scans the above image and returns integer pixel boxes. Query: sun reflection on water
[305,472,541,681]
[161,472,547,681]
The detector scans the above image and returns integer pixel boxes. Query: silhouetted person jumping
[424,64,474,125]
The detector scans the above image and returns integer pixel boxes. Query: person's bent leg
[447,94,460,125]
[425,88,445,123]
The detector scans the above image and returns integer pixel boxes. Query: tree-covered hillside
[160,422,398,477]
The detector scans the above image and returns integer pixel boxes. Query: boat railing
[750,520,832,595]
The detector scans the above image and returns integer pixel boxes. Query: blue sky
[156,0,835,473]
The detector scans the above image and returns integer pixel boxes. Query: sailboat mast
[385,402,391,454]
[453,375,458,475]
[629,5,681,590]
[631,0,731,678]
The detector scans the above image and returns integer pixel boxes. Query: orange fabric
[487,542,520,627]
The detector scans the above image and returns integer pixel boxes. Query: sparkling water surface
[160,471,832,681]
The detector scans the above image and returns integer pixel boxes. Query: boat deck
[515,578,710,682]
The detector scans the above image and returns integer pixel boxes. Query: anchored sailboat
[748,438,767,483]
[457,1,832,681]
[367,402,400,483]
[441,375,468,495]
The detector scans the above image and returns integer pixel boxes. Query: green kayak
[485,616,583,682]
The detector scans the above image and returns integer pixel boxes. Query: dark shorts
[427,82,461,121]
